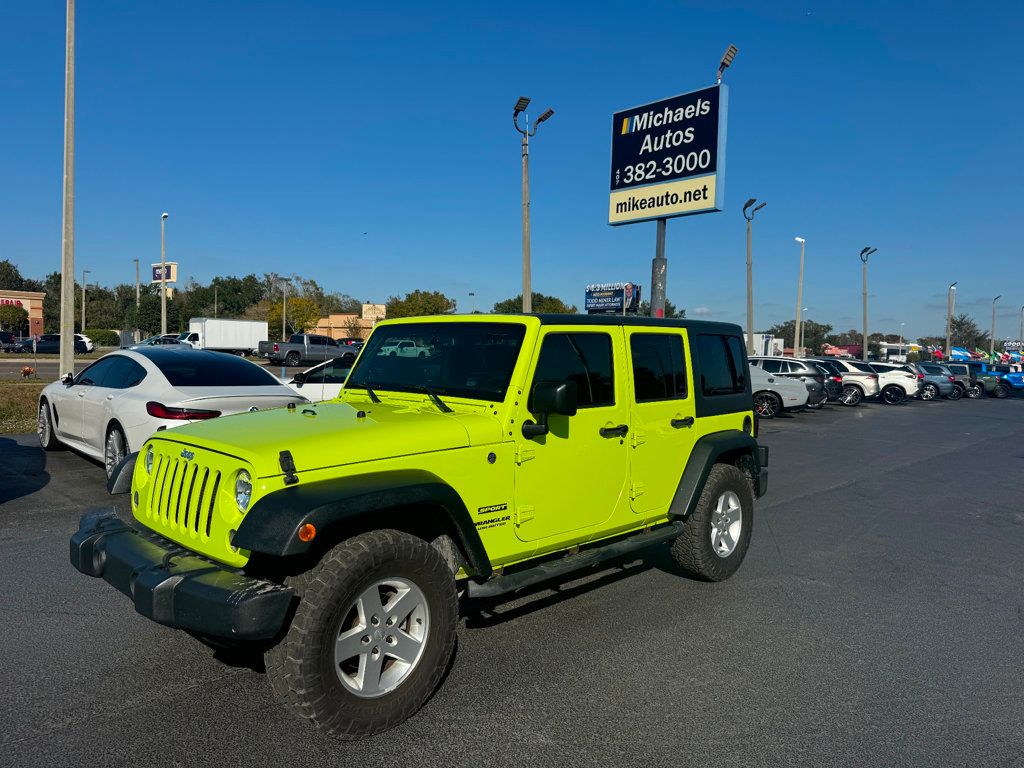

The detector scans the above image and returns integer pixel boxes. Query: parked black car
[0,331,18,352]
[749,356,828,408]
[807,358,849,403]
[16,333,88,354]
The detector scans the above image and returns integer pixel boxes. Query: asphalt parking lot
[2,397,1022,767]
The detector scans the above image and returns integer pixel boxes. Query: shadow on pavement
[0,436,50,505]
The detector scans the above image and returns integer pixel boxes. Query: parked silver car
[808,358,881,406]
[748,357,827,408]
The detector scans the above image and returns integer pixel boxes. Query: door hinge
[630,481,646,500]
[516,505,535,526]
[515,445,536,464]
[631,429,646,447]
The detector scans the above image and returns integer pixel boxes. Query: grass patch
[0,381,45,434]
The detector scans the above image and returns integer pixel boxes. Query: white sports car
[37,347,307,478]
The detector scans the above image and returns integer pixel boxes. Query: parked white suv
[748,363,808,418]
[809,358,880,406]
[868,362,923,404]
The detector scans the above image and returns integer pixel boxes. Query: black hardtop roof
[132,347,250,363]
[530,314,742,335]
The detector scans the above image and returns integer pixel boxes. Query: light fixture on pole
[80,269,90,332]
[160,212,169,335]
[742,198,766,354]
[990,295,1001,358]
[793,237,806,356]
[513,96,554,314]
[58,0,76,377]
[944,282,957,359]
[716,44,739,84]
[468,292,476,314]
[859,246,878,361]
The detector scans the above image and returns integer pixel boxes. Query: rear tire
[104,424,129,480]
[753,391,781,419]
[264,529,457,740]
[881,385,905,405]
[285,352,300,367]
[967,383,983,399]
[840,384,863,406]
[921,383,939,401]
[946,385,963,401]
[993,383,1010,399]
[669,464,754,582]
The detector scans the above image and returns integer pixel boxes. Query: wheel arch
[668,430,767,520]
[234,470,491,581]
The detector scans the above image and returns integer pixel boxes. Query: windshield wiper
[348,382,381,403]
[415,385,453,413]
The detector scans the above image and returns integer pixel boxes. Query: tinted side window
[533,333,614,408]
[75,357,120,387]
[696,334,745,396]
[103,356,148,389]
[760,358,783,373]
[921,364,942,374]
[630,333,687,402]
[848,361,875,372]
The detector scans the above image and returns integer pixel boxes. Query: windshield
[346,322,526,402]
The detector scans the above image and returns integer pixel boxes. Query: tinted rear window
[156,354,280,387]
[696,334,746,396]
[630,333,687,401]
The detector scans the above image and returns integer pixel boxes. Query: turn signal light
[298,523,317,543]
[146,401,221,420]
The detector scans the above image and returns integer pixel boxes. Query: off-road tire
[669,464,754,582]
[285,352,301,367]
[264,529,458,739]
[37,400,60,451]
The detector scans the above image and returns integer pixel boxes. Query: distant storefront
[0,289,45,336]
[312,303,386,340]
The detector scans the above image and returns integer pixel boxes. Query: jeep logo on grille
[180,448,195,461]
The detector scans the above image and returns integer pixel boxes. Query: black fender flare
[667,430,767,519]
[107,451,138,495]
[232,470,491,580]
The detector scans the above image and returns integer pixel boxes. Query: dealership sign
[585,283,642,315]
[609,84,727,225]
[151,262,178,284]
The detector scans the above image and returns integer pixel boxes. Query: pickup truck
[379,338,432,357]
[258,333,357,367]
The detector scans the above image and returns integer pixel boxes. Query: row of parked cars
[746,355,1022,418]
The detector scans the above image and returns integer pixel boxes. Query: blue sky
[2,0,1023,340]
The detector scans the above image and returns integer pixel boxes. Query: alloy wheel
[882,387,904,405]
[967,384,983,399]
[105,429,126,478]
[840,385,862,406]
[37,404,50,446]
[710,491,743,558]
[921,384,938,401]
[334,578,430,699]
[754,392,778,418]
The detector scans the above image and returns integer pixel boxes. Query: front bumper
[70,509,294,641]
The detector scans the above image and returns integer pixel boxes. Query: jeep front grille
[144,453,222,541]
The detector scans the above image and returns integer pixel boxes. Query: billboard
[151,262,178,284]
[609,84,727,225]
[585,283,642,315]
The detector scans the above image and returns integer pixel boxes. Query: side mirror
[522,381,577,438]
[61,373,74,387]
[292,372,305,387]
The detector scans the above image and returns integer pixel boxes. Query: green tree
[386,290,456,318]
[765,319,833,354]
[950,313,989,350]
[268,296,323,336]
[127,293,180,336]
[345,316,363,338]
[638,299,685,318]
[0,259,28,291]
[0,304,28,332]
[492,292,577,314]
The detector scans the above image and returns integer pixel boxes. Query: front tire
[753,391,781,419]
[265,529,457,739]
[104,424,128,480]
[669,464,754,582]
[840,384,863,406]
[37,400,60,451]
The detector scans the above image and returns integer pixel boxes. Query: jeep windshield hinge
[279,451,299,485]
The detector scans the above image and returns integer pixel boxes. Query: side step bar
[468,521,684,600]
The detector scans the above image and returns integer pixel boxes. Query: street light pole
[944,282,957,359]
[58,0,76,377]
[794,237,805,356]
[160,212,169,334]
[80,269,90,331]
[990,295,1001,358]
[859,247,878,361]
[742,199,766,354]
[468,292,476,314]
[513,97,554,314]
[281,281,289,341]
[899,322,905,360]
[133,258,140,342]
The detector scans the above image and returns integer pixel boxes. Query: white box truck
[178,318,268,355]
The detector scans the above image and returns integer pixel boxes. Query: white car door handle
[106,395,114,400]
[77,391,86,398]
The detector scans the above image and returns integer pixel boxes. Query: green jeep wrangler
[71,314,768,738]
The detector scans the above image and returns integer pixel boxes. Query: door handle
[671,416,694,429]
[77,392,85,398]
[599,424,629,438]
[106,395,114,400]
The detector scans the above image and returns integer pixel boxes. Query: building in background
[0,289,46,337]
[312,303,386,340]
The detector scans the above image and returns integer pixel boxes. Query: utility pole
[944,282,957,359]
[990,295,1001,358]
[468,291,476,314]
[214,284,218,317]
[513,97,554,314]
[281,281,289,341]
[58,0,76,377]
[1019,305,1023,346]
[859,247,878,361]
[133,258,141,342]
[742,199,766,354]
[899,323,905,359]
[794,237,806,355]
[80,269,89,331]
[160,212,169,334]
[651,220,667,318]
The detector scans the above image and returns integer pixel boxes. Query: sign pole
[651,219,667,318]
[58,0,76,379]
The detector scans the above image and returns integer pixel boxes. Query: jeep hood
[149,399,502,477]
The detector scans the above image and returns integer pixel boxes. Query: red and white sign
[0,298,25,307]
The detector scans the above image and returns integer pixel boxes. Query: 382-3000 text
[619,150,712,185]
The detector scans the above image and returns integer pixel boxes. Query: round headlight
[235,470,252,512]
[144,445,154,474]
